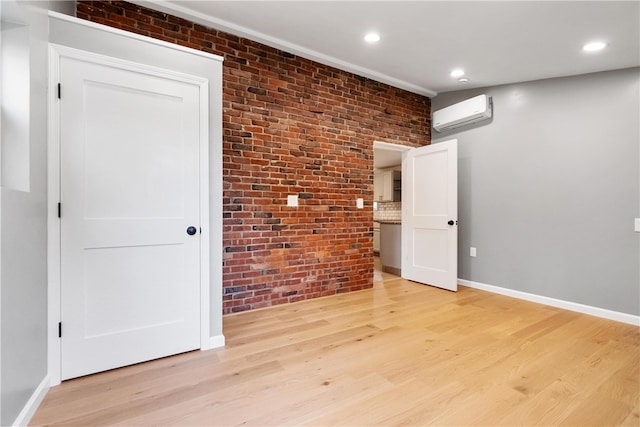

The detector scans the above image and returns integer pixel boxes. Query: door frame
[47,44,211,385]
[373,140,413,162]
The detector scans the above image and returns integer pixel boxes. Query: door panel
[413,228,448,271]
[83,81,186,219]
[83,244,185,338]
[60,56,201,380]
[402,140,458,291]
[413,150,448,215]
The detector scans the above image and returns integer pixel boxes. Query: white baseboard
[12,375,49,427]
[201,334,225,351]
[458,279,640,326]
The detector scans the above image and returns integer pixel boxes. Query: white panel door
[60,56,201,380]
[402,140,458,291]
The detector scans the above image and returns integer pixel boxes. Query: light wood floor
[32,260,639,426]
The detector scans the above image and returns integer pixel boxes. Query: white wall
[1,1,50,425]
[432,68,640,316]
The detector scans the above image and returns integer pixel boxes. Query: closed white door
[59,55,201,380]
[402,140,458,291]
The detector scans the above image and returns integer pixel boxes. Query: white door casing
[52,46,209,380]
[402,140,458,291]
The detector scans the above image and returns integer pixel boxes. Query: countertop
[376,220,402,225]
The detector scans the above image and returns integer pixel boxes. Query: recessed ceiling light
[458,77,469,83]
[583,41,607,52]
[450,69,465,78]
[364,33,380,43]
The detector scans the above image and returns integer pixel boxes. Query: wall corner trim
[202,334,226,351]
[458,279,640,326]
[11,375,49,427]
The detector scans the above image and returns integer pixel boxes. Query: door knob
[447,220,455,226]
[186,226,198,236]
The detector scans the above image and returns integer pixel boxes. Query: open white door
[402,140,458,291]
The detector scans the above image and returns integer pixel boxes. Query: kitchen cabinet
[373,222,380,253]
[380,222,401,275]
[374,169,401,202]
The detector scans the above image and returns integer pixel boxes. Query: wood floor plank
[31,264,640,426]
[379,380,473,426]
[305,378,434,426]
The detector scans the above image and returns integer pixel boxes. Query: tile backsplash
[374,201,402,222]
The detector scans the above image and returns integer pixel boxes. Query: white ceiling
[140,1,639,170]
[374,149,403,169]
[141,1,639,97]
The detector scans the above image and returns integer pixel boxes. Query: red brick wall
[77,1,431,314]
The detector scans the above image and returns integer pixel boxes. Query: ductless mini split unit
[432,94,493,132]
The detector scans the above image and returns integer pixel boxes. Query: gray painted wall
[432,68,640,316]
[1,1,50,425]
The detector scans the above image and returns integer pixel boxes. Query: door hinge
[57,83,61,99]
[57,202,61,218]
[58,322,62,338]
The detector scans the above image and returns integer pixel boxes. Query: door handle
[447,220,455,226]
[186,226,198,236]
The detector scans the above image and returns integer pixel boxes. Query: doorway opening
[373,141,411,285]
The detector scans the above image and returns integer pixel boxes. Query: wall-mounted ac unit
[432,94,492,132]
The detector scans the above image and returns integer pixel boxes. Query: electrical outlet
[356,198,364,209]
[470,247,477,257]
[287,195,298,207]
[635,218,640,232]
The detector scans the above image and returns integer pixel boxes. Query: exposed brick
[78,1,431,315]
